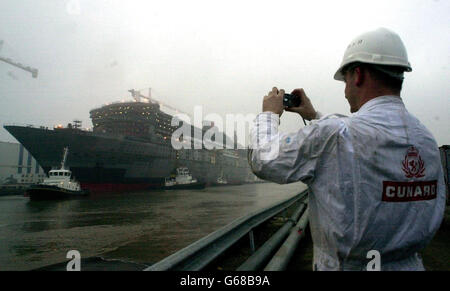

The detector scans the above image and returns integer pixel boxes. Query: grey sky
[0,0,449,146]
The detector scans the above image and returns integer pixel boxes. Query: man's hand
[263,87,284,116]
[285,88,317,121]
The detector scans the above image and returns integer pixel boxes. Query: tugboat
[26,147,89,200]
[164,167,206,190]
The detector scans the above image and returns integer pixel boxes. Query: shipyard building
[0,141,45,185]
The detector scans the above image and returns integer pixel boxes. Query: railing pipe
[264,208,309,271]
[236,201,307,271]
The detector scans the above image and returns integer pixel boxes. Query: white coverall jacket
[249,95,446,271]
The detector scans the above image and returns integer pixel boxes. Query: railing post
[249,230,255,254]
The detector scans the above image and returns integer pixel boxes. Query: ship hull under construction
[4,125,255,193]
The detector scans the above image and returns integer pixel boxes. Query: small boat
[0,176,31,196]
[215,169,228,186]
[216,177,228,185]
[26,147,89,200]
[164,167,206,190]
[0,184,30,196]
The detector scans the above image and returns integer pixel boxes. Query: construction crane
[128,88,153,103]
[0,40,38,78]
[128,88,189,116]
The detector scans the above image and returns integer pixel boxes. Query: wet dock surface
[0,182,307,270]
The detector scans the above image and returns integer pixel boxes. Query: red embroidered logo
[401,146,425,178]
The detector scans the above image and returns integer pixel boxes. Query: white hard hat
[334,27,412,81]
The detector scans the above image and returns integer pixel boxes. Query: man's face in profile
[343,70,359,113]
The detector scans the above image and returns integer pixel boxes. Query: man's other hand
[263,87,284,116]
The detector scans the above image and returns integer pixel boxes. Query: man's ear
[354,67,364,87]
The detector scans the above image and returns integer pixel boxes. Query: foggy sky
[0,0,449,146]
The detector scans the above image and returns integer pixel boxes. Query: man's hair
[343,62,405,93]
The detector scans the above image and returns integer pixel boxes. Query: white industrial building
[0,141,46,185]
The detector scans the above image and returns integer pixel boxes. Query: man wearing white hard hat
[248,28,446,271]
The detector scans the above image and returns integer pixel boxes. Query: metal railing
[145,189,308,271]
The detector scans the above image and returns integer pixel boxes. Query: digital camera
[283,93,301,108]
